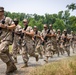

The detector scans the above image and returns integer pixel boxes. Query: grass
[29,56,76,75]
[9,45,12,53]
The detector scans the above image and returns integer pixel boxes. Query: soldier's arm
[35,35,44,41]
[0,23,16,30]
[46,33,56,37]
[22,30,34,37]
[51,33,56,37]
[41,36,44,41]
[46,34,51,37]
[35,35,41,38]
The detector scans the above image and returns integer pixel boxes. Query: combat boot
[6,61,17,74]
[35,55,39,62]
[44,56,48,63]
[21,62,28,68]
[14,57,17,63]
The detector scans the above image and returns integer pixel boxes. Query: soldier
[43,24,54,62]
[12,18,22,63]
[61,29,70,56]
[69,31,74,53]
[21,19,39,68]
[49,24,59,56]
[33,26,44,59]
[41,24,48,54]
[0,7,17,74]
[73,34,76,50]
[57,29,64,55]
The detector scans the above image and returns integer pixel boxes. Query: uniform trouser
[12,43,19,59]
[22,42,38,63]
[22,45,29,63]
[45,44,53,57]
[0,41,13,63]
[35,44,43,55]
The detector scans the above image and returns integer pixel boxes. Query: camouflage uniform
[50,29,59,56]
[33,29,43,58]
[69,31,74,53]
[12,24,22,63]
[44,34,53,62]
[73,34,76,50]
[0,16,17,74]
[21,26,38,67]
[56,29,64,55]
[41,25,53,62]
[61,30,70,56]
[41,28,48,54]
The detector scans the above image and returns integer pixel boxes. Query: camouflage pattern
[50,30,59,56]
[56,32,64,55]
[69,33,74,53]
[61,33,70,56]
[41,29,48,52]
[0,17,14,63]
[34,30,43,58]
[22,26,37,63]
[12,25,22,62]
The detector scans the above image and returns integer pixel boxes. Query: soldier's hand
[0,23,6,28]
[22,30,26,33]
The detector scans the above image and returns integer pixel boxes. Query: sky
[0,0,76,16]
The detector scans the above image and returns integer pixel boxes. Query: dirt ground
[0,46,76,75]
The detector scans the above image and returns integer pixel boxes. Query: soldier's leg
[52,42,59,56]
[0,41,17,74]
[27,42,39,62]
[71,42,74,53]
[12,43,18,63]
[21,46,29,68]
[36,44,43,59]
[44,45,52,63]
[60,43,64,55]
[64,45,70,56]
[29,49,39,62]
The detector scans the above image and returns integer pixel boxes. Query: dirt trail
[0,47,76,75]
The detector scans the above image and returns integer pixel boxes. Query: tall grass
[29,56,76,75]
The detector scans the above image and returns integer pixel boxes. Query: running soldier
[21,19,39,68]
[33,26,44,59]
[69,31,74,53]
[12,18,22,63]
[0,7,17,75]
[41,24,48,54]
[57,29,64,55]
[61,29,70,56]
[49,24,59,56]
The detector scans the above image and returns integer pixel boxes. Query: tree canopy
[4,3,76,33]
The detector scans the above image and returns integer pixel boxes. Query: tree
[66,3,76,11]
[69,16,76,32]
[58,11,63,19]
[53,18,65,32]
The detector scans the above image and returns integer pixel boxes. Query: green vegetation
[29,56,76,75]
[4,3,76,33]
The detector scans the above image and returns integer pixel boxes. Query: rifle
[34,30,38,40]
[11,20,19,44]
[63,32,68,45]
[18,25,28,45]
[20,25,28,38]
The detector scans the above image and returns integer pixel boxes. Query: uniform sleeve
[38,31,41,36]
[40,30,44,37]
[28,26,33,32]
[5,17,13,25]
